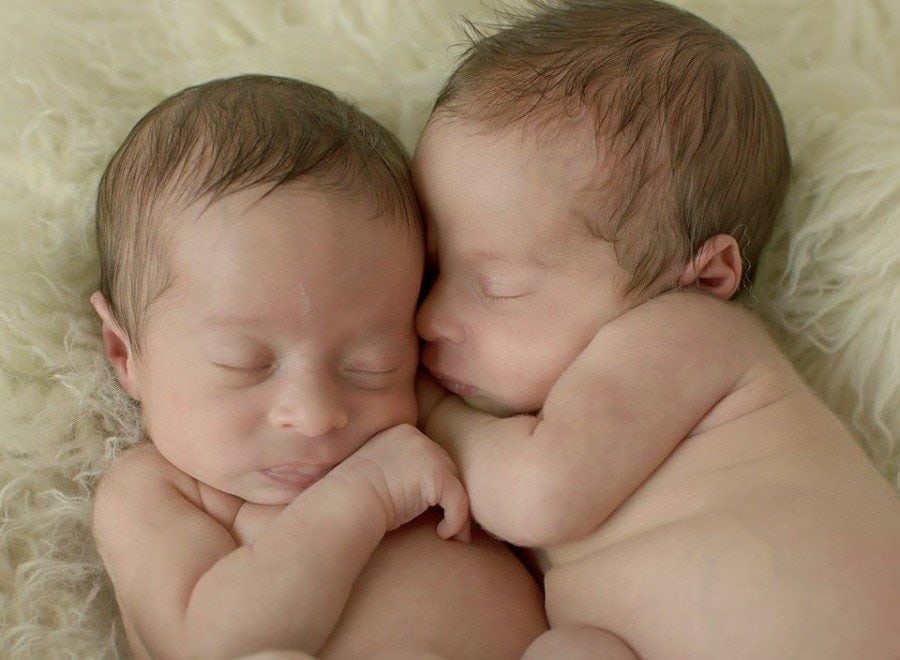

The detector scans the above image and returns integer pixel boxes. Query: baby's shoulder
[95,442,195,506]
[95,443,243,534]
[632,290,765,337]
[92,443,245,570]
[622,291,788,370]
[94,444,210,534]
[577,291,799,414]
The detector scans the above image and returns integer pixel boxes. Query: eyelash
[212,363,399,387]
[213,362,270,372]
[477,283,524,303]
[344,367,400,391]
[347,367,398,376]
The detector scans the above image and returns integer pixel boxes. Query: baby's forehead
[424,110,596,155]
[421,114,614,207]
[170,179,412,235]
[159,188,422,313]
[419,119,606,231]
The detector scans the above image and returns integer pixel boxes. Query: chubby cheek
[355,386,417,440]
[376,352,419,429]
[139,376,252,473]
[474,323,531,378]
[479,328,573,413]
[491,362,553,413]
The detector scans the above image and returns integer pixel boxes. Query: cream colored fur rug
[1,0,898,656]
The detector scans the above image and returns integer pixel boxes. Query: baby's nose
[268,374,349,438]
[416,279,465,344]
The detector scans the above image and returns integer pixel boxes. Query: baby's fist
[345,424,470,542]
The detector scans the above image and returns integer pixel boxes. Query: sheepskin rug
[1,0,898,656]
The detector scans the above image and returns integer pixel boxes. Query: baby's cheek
[350,369,421,437]
[494,357,556,414]
[372,388,418,432]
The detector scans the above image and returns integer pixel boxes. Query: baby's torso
[540,365,900,658]
[122,470,546,658]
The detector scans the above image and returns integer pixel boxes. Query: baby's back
[542,303,900,658]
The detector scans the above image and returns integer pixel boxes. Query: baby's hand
[340,424,470,542]
[415,370,452,427]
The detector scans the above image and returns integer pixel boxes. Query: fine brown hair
[435,0,791,295]
[95,74,419,354]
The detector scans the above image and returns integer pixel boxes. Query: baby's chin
[240,478,323,506]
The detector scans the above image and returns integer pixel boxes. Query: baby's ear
[90,291,141,400]
[677,234,743,300]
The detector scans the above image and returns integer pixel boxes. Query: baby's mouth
[431,371,522,417]
[260,465,332,489]
[431,371,481,399]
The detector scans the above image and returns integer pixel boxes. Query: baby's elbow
[179,616,242,660]
[480,463,602,549]
[525,488,603,549]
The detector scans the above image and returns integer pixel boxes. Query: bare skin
[412,115,900,658]
[224,483,548,659]
[422,292,900,659]
[97,443,545,659]
[92,183,548,658]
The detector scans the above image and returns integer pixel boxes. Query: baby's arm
[93,424,467,659]
[423,291,759,547]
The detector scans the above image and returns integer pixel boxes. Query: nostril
[269,400,349,438]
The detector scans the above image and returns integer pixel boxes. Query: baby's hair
[435,0,791,295]
[96,74,419,355]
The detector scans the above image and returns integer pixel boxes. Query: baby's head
[414,0,790,415]
[92,75,423,504]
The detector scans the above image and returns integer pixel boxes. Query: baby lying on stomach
[412,1,900,657]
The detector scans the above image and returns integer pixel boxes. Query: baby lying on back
[89,74,545,658]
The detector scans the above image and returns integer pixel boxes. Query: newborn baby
[90,74,545,658]
[414,1,900,657]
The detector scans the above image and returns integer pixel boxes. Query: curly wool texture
[0,0,897,656]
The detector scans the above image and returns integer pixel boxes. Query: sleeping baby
[89,74,546,658]
[414,1,900,657]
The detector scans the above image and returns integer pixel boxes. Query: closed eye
[346,367,399,378]
[479,285,527,302]
[476,275,529,302]
[212,362,272,373]
[345,367,400,390]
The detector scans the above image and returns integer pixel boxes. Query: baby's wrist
[321,462,391,540]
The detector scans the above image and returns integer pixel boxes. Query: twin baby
[91,1,900,658]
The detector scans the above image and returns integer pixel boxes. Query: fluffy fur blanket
[1,0,898,656]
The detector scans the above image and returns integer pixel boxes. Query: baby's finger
[451,517,472,544]
[435,477,471,543]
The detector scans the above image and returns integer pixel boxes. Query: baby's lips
[438,377,481,399]
[260,464,333,489]
[426,367,480,399]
